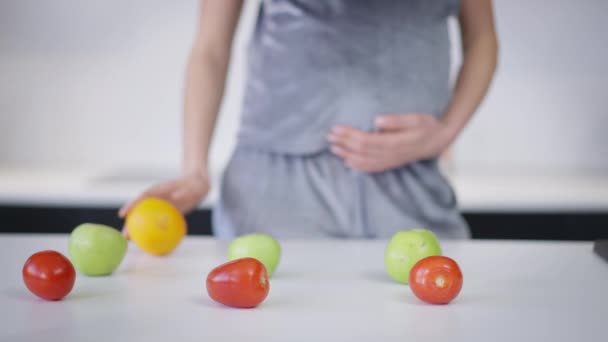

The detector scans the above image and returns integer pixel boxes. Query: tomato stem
[435,276,446,288]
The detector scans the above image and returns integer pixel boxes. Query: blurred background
[1,0,607,240]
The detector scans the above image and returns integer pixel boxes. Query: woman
[119,0,498,239]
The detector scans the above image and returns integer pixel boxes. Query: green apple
[228,233,281,277]
[68,223,128,276]
[384,228,442,284]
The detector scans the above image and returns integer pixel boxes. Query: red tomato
[409,255,463,305]
[22,250,76,301]
[206,257,269,308]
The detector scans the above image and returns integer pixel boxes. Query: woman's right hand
[118,172,210,236]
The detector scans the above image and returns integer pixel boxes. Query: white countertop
[0,166,221,209]
[0,234,606,341]
[0,165,608,212]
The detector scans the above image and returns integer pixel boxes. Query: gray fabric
[212,146,470,240]
[238,0,460,154]
[212,0,470,239]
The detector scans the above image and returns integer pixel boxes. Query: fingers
[327,122,429,173]
[118,196,141,218]
[117,176,209,223]
[328,114,440,173]
[330,144,365,168]
[374,114,431,146]
[328,125,402,173]
[118,190,152,218]
[327,126,397,155]
[118,180,178,218]
[121,226,130,240]
[330,145,385,173]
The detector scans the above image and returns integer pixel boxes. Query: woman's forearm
[182,49,231,177]
[180,0,243,178]
[441,33,498,142]
[440,0,499,145]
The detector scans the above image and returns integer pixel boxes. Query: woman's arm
[119,0,243,217]
[327,0,499,173]
[439,0,499,145]
[183,0,244,177]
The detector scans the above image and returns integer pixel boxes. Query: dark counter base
[1,205,606,241]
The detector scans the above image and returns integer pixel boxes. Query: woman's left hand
[327,113,453,173]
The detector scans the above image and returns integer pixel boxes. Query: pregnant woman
[120,0,498,239]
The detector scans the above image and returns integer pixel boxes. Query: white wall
[1,0,607,177]
[0,0,259,177]
[452,0,608,174]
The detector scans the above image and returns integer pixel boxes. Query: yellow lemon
[125,197,187,256]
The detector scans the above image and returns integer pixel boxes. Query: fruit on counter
[124,197,187,256]
[23,250,76,301]
[68,223,128,276]
[409,255,463,304]
[206,257,270,308]
[228,233,281,277]
[384,228,442,284]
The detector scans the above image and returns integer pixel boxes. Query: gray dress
[212,0,470,240]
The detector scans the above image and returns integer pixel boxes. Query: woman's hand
[328,0,498,174]
[327,113,454,173]
[118,172,210,236]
